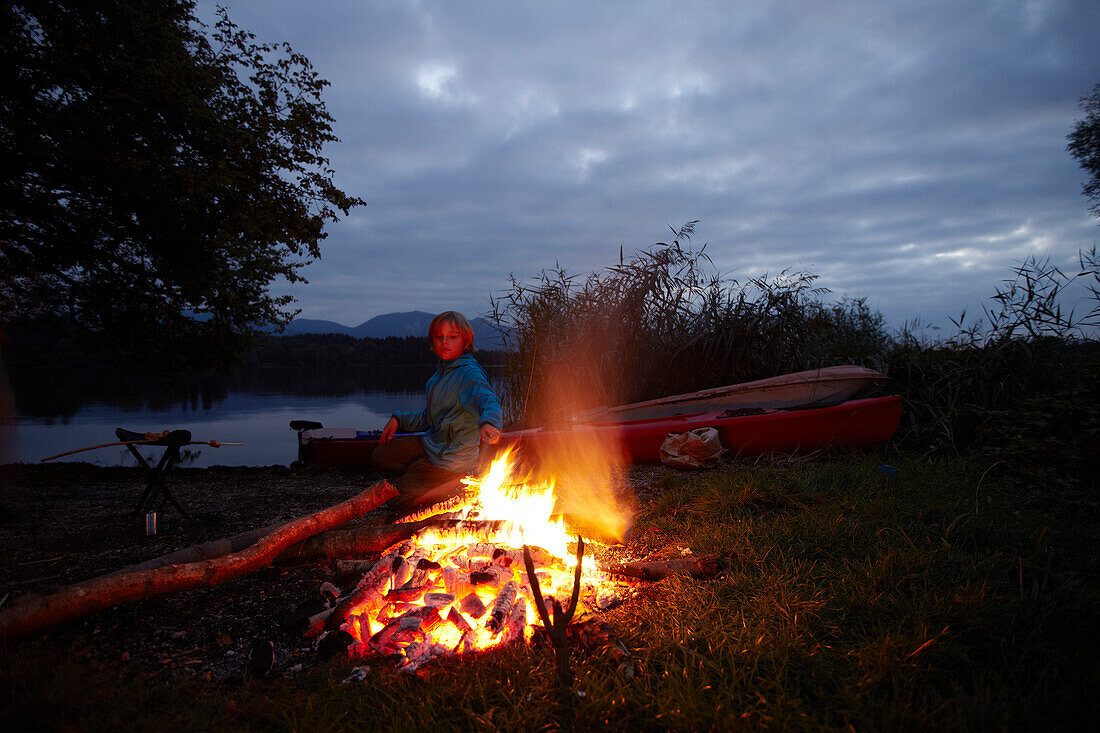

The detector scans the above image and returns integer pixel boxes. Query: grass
[2,452,1096,731]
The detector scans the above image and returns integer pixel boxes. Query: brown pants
[370,436,465,514]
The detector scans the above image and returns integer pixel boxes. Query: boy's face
[432,321,466,360]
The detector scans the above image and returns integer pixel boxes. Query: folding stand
[117,428,193,520]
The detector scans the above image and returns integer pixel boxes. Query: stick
[40,440,159,462]
[0,481,397,643]
[40,440,242,462]
[525,536,585,689]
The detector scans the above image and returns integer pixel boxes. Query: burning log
[326,553,400,631]
[281,523,424,561]
[447,606,473,635]
[459,593,487,619]
[500,597,527,644]
[395,559,441,595]
[417,606,445,632]
[278,519,515,561]
[393,547,429,587]
[486,581,518,634]
[338,612,371,645]
[400,640,453,672]
[603,555,726,581]
[376,602,418,624]
[442,567,474,597]
[483,545,559,568]
[385,586,427,603]
[470,563,513,589]
[370,615,426,652]
[423,592,454,608]
[0,481,397,643]
[391,490,473,519]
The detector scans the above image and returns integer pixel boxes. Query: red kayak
[293,395,902,468]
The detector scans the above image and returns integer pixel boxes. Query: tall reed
[487,222,890,427]
[885,248,1099,481]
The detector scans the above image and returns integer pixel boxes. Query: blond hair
[429,311,475,354]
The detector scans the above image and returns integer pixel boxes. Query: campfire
[312,447,635,674]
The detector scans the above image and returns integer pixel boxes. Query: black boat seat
[289,420,324,465]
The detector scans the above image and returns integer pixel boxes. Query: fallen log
[0,480,397,643]
[603,555,726,581]
[107,523,284,576]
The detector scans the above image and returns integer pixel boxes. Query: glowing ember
[325,449,631,671]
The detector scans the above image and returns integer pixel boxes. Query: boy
[371,311,502,514]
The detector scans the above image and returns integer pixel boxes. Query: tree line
[2,326,505,418]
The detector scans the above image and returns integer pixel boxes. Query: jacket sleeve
[391,408,428,432]
[458,367,503,429]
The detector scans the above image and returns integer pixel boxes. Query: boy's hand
[379,417,399,445]
[479,424,502,444]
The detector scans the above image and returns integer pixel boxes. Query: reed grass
[488,222,893,427]
[2,455,1095,731]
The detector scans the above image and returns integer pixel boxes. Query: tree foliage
[1068,82,1100,219]
[0,0,365,370]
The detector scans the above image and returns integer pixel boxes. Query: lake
[2,366,451,468]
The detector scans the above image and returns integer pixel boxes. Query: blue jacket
[391,353,503,474]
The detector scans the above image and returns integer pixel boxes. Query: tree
[1068,82,1100,219]
[0,0,365,371]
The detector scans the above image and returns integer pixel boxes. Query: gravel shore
[0,462,402,682]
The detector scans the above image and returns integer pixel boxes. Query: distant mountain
[282,311,507,350]
[280,318,353,336]
[349,311,433,339]
[471,318,507,351]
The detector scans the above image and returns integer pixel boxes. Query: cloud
[200,0,1100,331]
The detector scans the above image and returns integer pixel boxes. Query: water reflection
[7,364,453,467]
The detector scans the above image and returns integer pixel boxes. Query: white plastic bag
[659,427,726,470]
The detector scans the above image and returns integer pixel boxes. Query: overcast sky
[196,0,1099,334]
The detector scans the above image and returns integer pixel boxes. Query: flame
[331,446,634,671]
[420,448,567,554]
